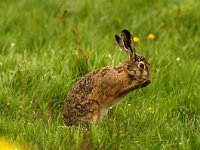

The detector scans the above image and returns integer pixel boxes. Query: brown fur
[63,30,151,126]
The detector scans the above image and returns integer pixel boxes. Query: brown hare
[63,29,151,126]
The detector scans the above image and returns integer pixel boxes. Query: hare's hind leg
[75,99,101,126]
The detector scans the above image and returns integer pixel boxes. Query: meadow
[0,0,200,149]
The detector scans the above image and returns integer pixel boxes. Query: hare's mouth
[141,80,151,87]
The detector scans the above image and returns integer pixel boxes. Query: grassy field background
[1,0,200,149]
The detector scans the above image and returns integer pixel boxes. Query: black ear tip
[122,29,129,32]
[115,35,120,41]
[122,29,131,36]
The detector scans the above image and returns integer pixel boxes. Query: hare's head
[115,29,151,87]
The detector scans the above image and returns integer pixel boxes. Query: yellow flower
[10,42,16,48]
[0,137,29,150]
[147,33,155,40]
[148,107,155,114]
[128,103,132,107]
[133,37,139,43]
[176,57,180,61]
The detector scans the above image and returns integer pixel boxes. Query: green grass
[1,0,200,149]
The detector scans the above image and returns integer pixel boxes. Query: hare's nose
[146,78,151,85]
[141,81,150,87]
[147,80,151,84]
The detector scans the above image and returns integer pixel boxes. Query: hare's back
[67,70,99,103]
[68,66,128,102]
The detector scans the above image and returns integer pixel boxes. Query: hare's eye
[139,63,144,69]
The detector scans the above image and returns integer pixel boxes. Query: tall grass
[1,0,200,149]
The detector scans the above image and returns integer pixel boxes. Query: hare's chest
[100,96,126,119]
[100,107,109,119]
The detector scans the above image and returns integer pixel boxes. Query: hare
[63,29,151,126]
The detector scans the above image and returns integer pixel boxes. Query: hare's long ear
[115,29,136,62]
[121,29,136,61]
[115,35,129,53]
